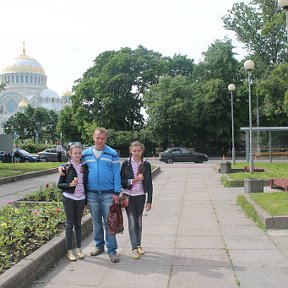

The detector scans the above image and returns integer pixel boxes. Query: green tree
[222,0,286,66]
[144,75,195,149]
[165,54,194,77]
[0,83,5,92]
[57,106,82,143]
[257,63,288,125]
[4,105,59,143]
[72,46,166,132]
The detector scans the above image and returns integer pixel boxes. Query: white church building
[0,43,71,134]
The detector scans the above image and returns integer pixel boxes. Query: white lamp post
[279,0,288,48]
[244,60,255,173]
[228,83,236,165]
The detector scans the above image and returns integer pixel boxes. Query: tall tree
[222,0,286,67]
[144,75,195,149]
[57,106,82,143]
[72,46,166,133]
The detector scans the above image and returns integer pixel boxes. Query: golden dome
[63,89,72,96]
[2,42,46,76]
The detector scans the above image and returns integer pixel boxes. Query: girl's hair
[128,141,145,174]
[68,144,82,156]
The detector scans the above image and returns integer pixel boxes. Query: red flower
[56,207,61,214]
[6,201,13,205]
[45,183,49,188]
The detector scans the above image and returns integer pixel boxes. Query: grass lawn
[0,162,62,178]
[251,192,288,216]
[229,162,288,180]
[222,162,288,218]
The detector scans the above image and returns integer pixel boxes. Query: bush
[20,142,53,153]
[23,183,62,202]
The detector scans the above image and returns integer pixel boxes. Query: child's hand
[58,166,65,176]
[70,177,78,187]
[132,174,144,184]
[138,173,144,181]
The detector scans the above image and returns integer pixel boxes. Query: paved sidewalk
[1,162,288,287]
[19,162,287,288]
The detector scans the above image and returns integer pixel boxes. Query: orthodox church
[0,43,71,134]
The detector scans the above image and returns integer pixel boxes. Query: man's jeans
[87,191,118,254]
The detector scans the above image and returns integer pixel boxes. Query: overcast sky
[0,0,249,96]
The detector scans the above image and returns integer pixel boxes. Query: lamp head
[244,60,255,71]
[279,0,288,9]
[228,84,236,92]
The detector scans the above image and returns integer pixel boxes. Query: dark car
[0,149,41,163]
[38,148,67,162]
[159,147,208,164]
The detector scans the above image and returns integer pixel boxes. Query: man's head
[93,127,108,151]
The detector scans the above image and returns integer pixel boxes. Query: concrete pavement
[29,162,288,287]
[1,161,288,287]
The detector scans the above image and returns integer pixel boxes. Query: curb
[0,168,58,185]
[0,213,93,288]
[244,195,288,229]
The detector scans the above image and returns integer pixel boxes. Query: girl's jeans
[125,194,145,250]
[62,196,85,250]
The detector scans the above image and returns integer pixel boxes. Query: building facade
[0,43,71,134]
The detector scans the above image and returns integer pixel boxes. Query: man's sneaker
[137,246,145,255]
[132,249,140,259]
[77,250,85,259]
[67,251,77,261]
[90,248,105,256]
[109,252,120,263]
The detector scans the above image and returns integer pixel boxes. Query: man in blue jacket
[82,127,121,263]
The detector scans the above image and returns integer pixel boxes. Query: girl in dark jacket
[58,145,88,261]
[120,141,153,259]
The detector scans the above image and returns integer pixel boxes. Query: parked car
[159,147,208,164]
[38,148,67,162]
[0,149,41,163]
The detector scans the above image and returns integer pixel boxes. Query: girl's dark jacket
[57,162,88,200]
[120,159,153,203]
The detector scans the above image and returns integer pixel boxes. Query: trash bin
[244,178,264,193]
[220,161,231,174]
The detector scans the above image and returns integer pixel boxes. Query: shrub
[23,183,62,202]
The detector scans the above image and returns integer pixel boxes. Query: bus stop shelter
[240,127,288,163]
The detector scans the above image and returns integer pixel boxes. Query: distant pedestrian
[56,141,64,162]
[14,145,20,163]
[120,141,153,259]
[57,144,88,261]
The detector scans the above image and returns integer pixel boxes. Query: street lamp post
[228,84,236,165]
[244,60,255,173]
[279,0,288,50]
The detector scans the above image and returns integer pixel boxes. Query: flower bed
[0,184,65,275]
